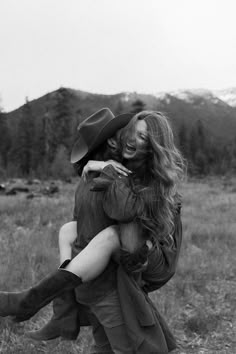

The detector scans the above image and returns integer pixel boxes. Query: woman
[0,109,184,353]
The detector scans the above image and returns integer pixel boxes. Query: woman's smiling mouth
[125,143,136,152]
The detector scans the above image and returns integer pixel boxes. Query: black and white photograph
[0,0,235,353]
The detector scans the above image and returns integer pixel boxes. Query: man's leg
[90,290,133,354]
[88,314,114,354]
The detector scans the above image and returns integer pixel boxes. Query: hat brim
[70,113,133,163]
[70,134,89,164]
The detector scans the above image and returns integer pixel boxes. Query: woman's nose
[128,134,136,144]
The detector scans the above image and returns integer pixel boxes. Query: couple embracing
[0,108,184,353]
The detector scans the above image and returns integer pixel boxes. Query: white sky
[0,0,236,111]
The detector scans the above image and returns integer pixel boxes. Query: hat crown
[78,108,115,144]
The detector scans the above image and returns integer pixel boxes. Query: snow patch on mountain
[214,88,236,107]
[160,89,229,107]
[154,92,171,104]
[122,87,236,108]
[122,92,133,102]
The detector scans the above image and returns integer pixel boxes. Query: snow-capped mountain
[213,88,236,107]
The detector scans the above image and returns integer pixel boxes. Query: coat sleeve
[142,205,182,292]
[91,165,140,222]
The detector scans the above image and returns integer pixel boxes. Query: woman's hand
[82,161,105,181]
[82,160,132,181]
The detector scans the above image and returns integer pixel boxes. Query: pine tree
[189,125,198,162]
[48,88,73,162]
[130,99,145,114]
[0,111,10,168]
[13,98,35,175]
[178,122,189,158]
[188,120,209,174]
[32,110,49,176]
[196,120,206,151]
[195,150,208,175]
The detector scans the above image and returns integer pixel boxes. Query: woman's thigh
[119,222,144,253]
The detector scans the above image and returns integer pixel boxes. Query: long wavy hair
[122,111,185,243]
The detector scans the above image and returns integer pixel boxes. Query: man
[28,108,182,353]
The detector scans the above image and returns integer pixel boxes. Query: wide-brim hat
[71,108,133,163]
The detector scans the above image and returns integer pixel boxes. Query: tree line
[178,119,236,175]
[0,95,236,180]
[0,89,75,180]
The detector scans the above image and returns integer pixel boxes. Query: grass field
[0,177,235,353]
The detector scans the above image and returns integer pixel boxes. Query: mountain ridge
[4,86,236,145]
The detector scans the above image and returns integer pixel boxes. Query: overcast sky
[0,0,236,111]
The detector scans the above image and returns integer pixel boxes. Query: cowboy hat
[71,108,133,163]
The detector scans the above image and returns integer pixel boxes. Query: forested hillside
[1,87,236,178]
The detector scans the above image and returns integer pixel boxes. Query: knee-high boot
[25,290,80,340]
[0,260,82,322]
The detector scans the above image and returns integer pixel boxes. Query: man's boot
[26,290,80,340]
[0,260,82,322]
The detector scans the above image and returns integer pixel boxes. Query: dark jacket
[117,266,177,353]
[116,207,182,353]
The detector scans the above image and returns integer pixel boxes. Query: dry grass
[0,177,235,353]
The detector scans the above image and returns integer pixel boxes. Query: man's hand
[120,240,152,274]
[82,160,132,181]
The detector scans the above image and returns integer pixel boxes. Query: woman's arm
[91,165,140,222]
[82,160,131,181]
[82,161,138,222]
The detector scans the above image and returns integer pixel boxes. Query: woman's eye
[140,135,147,141]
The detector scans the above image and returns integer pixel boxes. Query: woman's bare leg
[65,225,121,282]
[119,222,145,252]
[59,222,147,283]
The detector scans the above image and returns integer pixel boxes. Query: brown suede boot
[0,260,82,322]
[25,290,80,340]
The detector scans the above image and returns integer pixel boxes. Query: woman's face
[121,119,149,160]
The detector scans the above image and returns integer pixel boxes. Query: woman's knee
[103,226,120,247]
[59,221,77,244]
